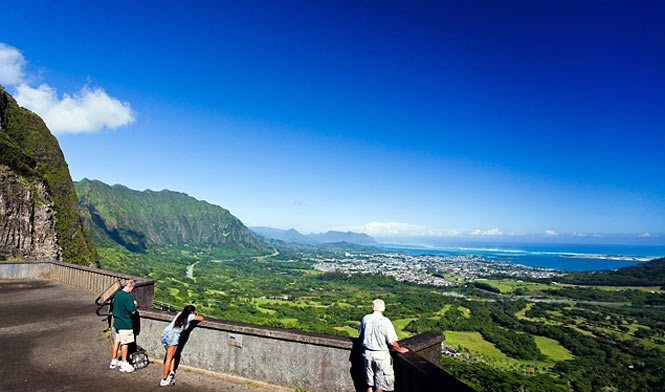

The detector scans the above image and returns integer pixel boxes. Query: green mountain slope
[560,257,665,286]
[75,179,269,255]
[0,86,97,264]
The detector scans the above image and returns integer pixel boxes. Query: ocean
[372,242,665,272]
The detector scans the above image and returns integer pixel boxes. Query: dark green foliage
[441,357,567,392]
[262,237,380,256]
[94,237,665,391]
[0,87,97,265]
[0,130,39,178]
[405,300,544,361]
[560,258,665,286]
[75,178,270,255]
[474,281,501,293]
[543,286,665,305]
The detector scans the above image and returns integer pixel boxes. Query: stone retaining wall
[0,261,154,307]
[0,261,474,391]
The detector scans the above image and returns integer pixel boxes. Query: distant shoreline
[559,254,653,262]
[371,242,663,271]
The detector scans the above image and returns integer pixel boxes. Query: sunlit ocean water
[372,242,665,271]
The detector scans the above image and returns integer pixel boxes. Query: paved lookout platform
[0,261,475,392]
[0,280,283,392]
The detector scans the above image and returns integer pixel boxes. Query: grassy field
[436,304,452,316]
[336,325,359,337]
[442,330,578,377]
[393,318,417,339]
[482,278,664,295]
[444,331,507,358]
[563,284,664,293]
[481,279,553,294]
[515,303,534,320]
[533,336,574,362]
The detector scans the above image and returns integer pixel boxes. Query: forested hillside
[560,258,665,287]
[75,179,269,255]
[0,86,96,264]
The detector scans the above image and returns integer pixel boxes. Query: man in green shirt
[109,280,138,373]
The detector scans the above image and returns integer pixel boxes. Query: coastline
[370,242,663,272]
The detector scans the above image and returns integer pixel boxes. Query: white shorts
[364,350,395,391]
[114,329,135,345]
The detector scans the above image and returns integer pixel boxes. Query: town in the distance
[313,252,562,287]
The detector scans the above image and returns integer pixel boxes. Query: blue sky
[1,1,664,240]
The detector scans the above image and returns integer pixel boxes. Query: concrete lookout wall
[139,309,475,392]
[140,309,360,391]
[0,261,155,307]
[0,261,474,392]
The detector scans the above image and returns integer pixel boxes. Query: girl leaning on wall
[159,305,204,387]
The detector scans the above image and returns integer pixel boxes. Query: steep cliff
[0,166,60,259]
[75,179,269,254]
[0,86,97,264]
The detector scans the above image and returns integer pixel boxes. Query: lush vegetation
[92,238,665,391]
[559,258,665,287]
[75,178,269,254]
[72,175,665,391]
[0,88,96,264]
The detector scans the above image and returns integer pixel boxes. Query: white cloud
[0,43,27,85]
[338,221,459,237]
[469,228,503,236]
[573,232,603,238]
[639,232,656,238]
[15,83,135,134]
[1,42,134,134]
[544,230,558,236]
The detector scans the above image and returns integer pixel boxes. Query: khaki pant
[114,328,135,345]
[364,350,394,391]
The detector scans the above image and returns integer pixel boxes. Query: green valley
[73,180,665,392]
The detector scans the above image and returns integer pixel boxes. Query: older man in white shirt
[358,299,409,392]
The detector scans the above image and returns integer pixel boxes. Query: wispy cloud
[338,221,459,237]
[639,232,657,238]
[469,228,503,236]
[573,232,603,238]
[0,42,134,134]
[0,43,26,85]
[544,229,558,236]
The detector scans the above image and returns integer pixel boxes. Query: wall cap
[140,308,355,349]
[0,260,155,285]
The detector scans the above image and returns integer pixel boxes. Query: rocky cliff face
[0,86,97,264]
[0,166,60,259]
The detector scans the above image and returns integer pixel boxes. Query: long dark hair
[174,305,196,329]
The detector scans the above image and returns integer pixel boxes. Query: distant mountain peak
[250,226,376,245]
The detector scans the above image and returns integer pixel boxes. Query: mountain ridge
[75,178,269,255]
[250,226,375,245]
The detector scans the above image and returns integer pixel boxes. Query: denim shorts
[161,330,180,346]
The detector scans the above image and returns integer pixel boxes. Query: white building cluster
[313,252,561,287]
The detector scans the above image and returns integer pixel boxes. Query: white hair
[372,299,385,312]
